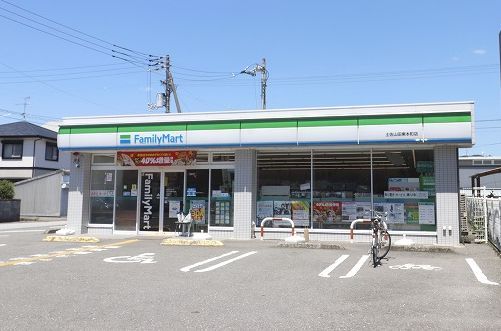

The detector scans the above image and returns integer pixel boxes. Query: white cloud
[473,49,487,55]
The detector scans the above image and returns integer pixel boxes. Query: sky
[0,0,500,155]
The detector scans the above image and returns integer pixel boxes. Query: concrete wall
[233,149,257,239]
[66,153,91,234]
[14,170,69,217]
[435,146,460,246]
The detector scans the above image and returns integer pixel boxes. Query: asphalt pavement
[0,222,500,330]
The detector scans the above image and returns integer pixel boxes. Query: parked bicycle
[370,210,391,267]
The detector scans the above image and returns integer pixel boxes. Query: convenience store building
[59,102,474,246]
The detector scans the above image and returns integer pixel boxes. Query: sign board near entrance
[117,151,197,167]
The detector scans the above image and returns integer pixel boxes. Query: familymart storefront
[59,102,474,246]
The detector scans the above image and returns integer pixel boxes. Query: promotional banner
[256,201,274,226]
[313,201,341,224]
[190,200,206,224]
[291,201,310,226]
[117,151,197,167]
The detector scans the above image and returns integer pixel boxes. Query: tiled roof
[0,121,57,140]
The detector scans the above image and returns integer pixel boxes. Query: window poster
[190,200,206,224]
[291,201,310,226]
[374,203,405,224]
[168,200,181,218]
[273,201,292,219]
[404,203,419,224]
[214,201,231,225]
[341,201,372,221]
[313,201,341,224]
[256,201,273,226]
[418,202,435,224]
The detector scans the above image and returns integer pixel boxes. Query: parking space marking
[319,255,350,278]
[104,253,156,264]
[0,243,6,247]
[339,255,369,278]
[180,251,239,272]
[194,251,258,273]
[0,239,139,268]
[465,258,499,286]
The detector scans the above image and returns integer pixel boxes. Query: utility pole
[148,55,181,113]
[241,58,268,110]
[164,55,171,113]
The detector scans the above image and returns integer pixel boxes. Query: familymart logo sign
[120,132,185,146]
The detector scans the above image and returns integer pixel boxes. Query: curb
[161,238,224,246]
[391,244,455,253]
[277,242,346,250]
[43,236,100,243]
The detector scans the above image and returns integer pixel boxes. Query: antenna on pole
[147,55,181,113]
[241,58,268,109]
[16,96,30,120]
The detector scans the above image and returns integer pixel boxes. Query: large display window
[372,150,435,231]
[312,151,371,230]
[256,149,436,232]
[257,152,312,228]
[89,170,115,224]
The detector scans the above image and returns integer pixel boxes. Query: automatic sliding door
[114,170,138,231]
[163,171,184,232]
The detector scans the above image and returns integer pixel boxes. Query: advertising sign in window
[117,151,197,167]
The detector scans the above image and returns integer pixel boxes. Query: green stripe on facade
[59,128,71,134]
[117,124,186,132]
[241,120,297,129]
[70,126,117,134]
[187,122,240,130]
[359,115,422,126]
[59,112,472,134]
[298,118,357,127]
[423,113,471,124]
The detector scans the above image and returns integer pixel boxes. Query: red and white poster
[313,201,341,224]
[117,151,197,166]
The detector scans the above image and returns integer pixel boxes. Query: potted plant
[0,180,20,222]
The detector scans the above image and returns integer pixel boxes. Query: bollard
[304,228,310,242]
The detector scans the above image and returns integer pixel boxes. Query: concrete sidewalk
[0,220,66,231]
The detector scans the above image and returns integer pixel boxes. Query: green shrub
[0,180,15,200]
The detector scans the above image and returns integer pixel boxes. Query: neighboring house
[459,155,501,194]
[0,121,70,182]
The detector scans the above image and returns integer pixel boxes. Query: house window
[45,142,59,161]
[2,140,23,159]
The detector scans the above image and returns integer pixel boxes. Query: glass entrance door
[138,171,161,232]
[163,171,185,232]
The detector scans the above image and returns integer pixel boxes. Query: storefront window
[313,151,372,229]
[372,150,436,231]
[186,169,209,232]
[257,152,311,228]
[114,170,138,231]
[90,170,115,224]
[210,169,234,227]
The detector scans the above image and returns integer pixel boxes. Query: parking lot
[1,223,500,330]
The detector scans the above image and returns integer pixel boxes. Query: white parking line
[0,230,45,233]
[339,255,369,278]
[194,251,257,273]
[180,251,239,272]
[465,258,499,286]
[0,243,6,247]
[319,255,350,278]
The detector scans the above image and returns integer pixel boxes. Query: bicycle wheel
[371,234,379,267]
[377,231,391,259]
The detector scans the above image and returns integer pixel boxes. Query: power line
[0,0,158,59]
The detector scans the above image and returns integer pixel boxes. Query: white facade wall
[0,138,70,180]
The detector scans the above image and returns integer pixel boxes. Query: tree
[0,180,15,200]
